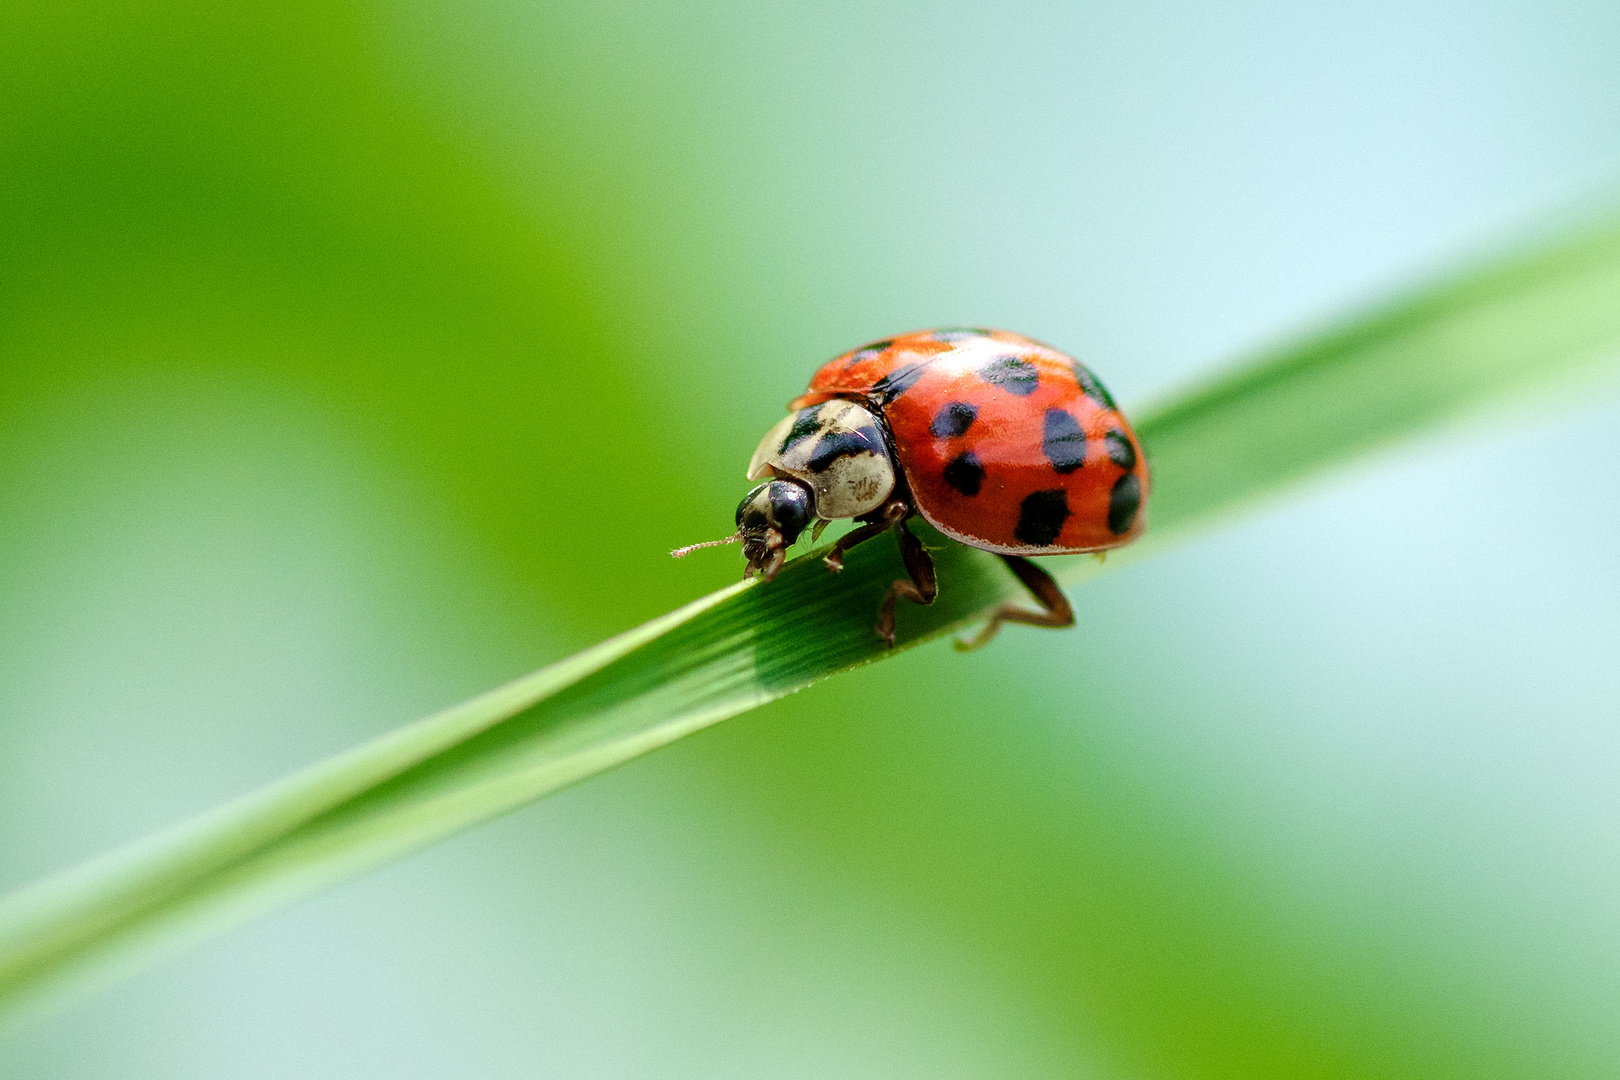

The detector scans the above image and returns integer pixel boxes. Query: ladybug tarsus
[954,555,1075,652]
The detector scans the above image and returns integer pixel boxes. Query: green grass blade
[4,215,1620,1026]
[1140,219,1620,540]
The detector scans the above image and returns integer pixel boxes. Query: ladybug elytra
[674,328,1149,649]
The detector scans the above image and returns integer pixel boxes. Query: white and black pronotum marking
[747,399,897,521]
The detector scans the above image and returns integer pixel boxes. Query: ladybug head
[668,477,813,579]
[735,479,813,580]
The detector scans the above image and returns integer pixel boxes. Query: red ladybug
[675,328,1149,649]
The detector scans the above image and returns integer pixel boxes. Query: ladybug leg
[823,499,908,573]
[754,542,787,582]
[954,555,1074,652]
[874,518,937,647]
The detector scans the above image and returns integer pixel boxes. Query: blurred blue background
[3,1,1620,1076]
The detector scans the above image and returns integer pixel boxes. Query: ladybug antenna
[670,533,742,559]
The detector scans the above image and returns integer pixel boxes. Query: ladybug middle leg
[954,554,1074,652]
[873,517,937,647]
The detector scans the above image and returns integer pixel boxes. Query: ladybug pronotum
[674,328,1149,649]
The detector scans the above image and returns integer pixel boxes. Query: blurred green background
[3,1,1620,1076]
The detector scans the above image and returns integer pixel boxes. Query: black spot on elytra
[929,401,978,439]
[1104,428,1135,469]
[1042,408,1087,473]
[845,339,893,367]
[807,427,882,472]
[931,327,992,343]
[1108,473,1141,535]
[871,362,928,403]
[781,409,824,452]
[1015,489,1070,546]
[1072,361,1117,409]
[978,354,1039,396]
[942,451,984,496]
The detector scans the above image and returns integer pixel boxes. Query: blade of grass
[4,214,1620,1027]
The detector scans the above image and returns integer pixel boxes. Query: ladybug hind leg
[874,518,937,648]
[954,554,1074,652]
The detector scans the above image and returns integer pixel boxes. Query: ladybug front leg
[823,499,908,572]
[874,518,937,647]
[954,554,1074,651]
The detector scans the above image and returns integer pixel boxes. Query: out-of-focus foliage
[4,1,1620,1078]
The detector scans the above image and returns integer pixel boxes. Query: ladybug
[674,328,1148,649]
